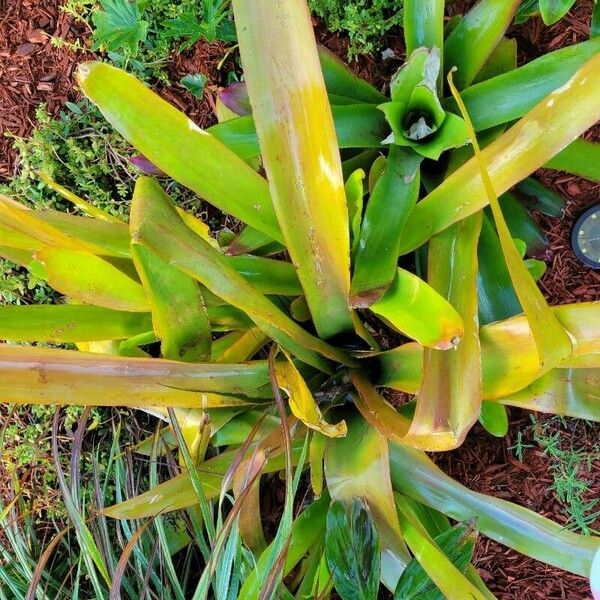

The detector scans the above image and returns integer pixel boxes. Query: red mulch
[1,2,599,599]
[0,0,93,180]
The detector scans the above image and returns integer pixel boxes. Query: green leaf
[131,244,211,362]
[444,0,520,89]
[546,138,600,182]
[389,443,600,576]
[344,168,365,260]
[0,304,152,343]
[180,74,208,98]
[592,1,600,37]
[394,520,477,600]
[446,38,600,132]
[77,62,282,242]
[369,268,464,350]
[351,148,421,305]
[130,177,354,372]
[477,215,521,324]
[539,0,577,25]
[478,401,509,437]
[516,177,565,217]
[91,0,148,54]
[325,500,381,600]
[37,247,148,312]
[325,413,410,591]
[498,193,548,257]
[403,0,445,80]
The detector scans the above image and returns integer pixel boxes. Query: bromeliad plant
[2,0,600,597]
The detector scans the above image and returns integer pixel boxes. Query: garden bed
[0,1,599,599]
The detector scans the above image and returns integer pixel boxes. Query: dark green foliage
[181,73,209,98]
[325,499,381,600]
[515,0,577,24]
[308,0,404,59]
[86,0,235,82]
[394,522,476,600]
[92,0,149,53]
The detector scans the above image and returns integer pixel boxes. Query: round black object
[571,204,600,269]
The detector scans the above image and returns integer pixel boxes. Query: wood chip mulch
[0,0,94,181]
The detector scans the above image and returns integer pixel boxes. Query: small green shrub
[308,0,403,59]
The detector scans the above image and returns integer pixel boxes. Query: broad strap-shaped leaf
[498,193,548,258]
[0,305,152,343]
[0,194,126,257]
[325,413,410,591]
[0,197,130,257]
[477,215,521,324]
[394,496,483,600]
[225,255,303,296]
[448,70,572,372]
[318,45,387,104]
[546,138,600,182]
[273,350,346,438]
[130,180,212,362]
[444,0,520,89]
[539,0,577,25]
[211,328,268,363]
[233,0,353,340]
[376,302,600,401]
[130,177,354,371]
[478,401,509,438]
[398,51,600,254]
[369,268,464,350]
[351,148,421,306]
[403,0,445,78]
[36,247,148,312]
[208,104,389,163]
[516,178,565,217]
[77,62,282,242]
[131,246,211,362]
[389,443,600,577]
[409,212,483,450]
[497,368,600,422]
[325,499,381,600]
[0,344,273,406]
[473,36,517,84]
[345,168,365,260]
[394,518,478,600]
[446,38,600,131]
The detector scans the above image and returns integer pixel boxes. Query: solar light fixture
[571,204,600,269]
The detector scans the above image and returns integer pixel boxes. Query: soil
[1,1,599,599]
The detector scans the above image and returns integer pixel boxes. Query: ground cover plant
[1,0,600,598]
